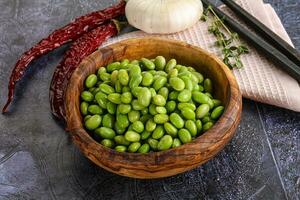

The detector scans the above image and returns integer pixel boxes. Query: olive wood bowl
[65,37,242,179]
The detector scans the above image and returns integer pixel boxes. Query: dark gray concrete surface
[0,0,299,199]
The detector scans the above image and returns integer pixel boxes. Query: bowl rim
[65,37,242,178]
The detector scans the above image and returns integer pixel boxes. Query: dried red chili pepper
[2,1,125,113]
[49,21,122,121]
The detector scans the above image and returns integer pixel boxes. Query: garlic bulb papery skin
[125,0,203,34]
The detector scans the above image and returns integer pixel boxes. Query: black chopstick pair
[201,0,300,82]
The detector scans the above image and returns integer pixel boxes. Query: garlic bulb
[125,0,203,34]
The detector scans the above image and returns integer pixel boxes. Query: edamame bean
[178,89,192,102]
[181,108,195,120]
[204,78,213,93]
[166,101,176,113]
[138,87,152,107]
[130,60,139,65]
[181,76,193,91]
[178,129,192,144]
[141,131,151,140]
[129,74,142,89]
[157,135,173,151]
[152,125,165,139]
[108,93,122,104]
[168,68,178,77]
[205,92,213,99]
[118,69,129,86]
[146,119,156,132]
[132,100,145,110]
[185,120,197,137]
[192,72,204,83]
[141,108,148,115]
[195,120,203,133]
[116,114,129,129]
[114,135,130,146]
[158,87,169,100]
[85,74,98,88]
[128,110,140,123]
[212,99,222,108]
[111,70,119,85]
[192,91,211,105]
[177,103,196,111]
[211,106,224,120]
[95,92,107,109]
[88,105,103,115]
[155,56,166,70]
[148,138,158,150]
[95,127,116,139]
[172,138,182,148]
[165,59,177,73]
[107,102,117,114]
[129,64,141,77]
[202,116,212,124]
[169,91,179,100]
[80,102,89,115]
[84,115,92,122]
[138,143,150,153]
[140,114,152,123]
[115,80,122,93]
[164,122,178,137]
[149,88,156,97]
[120,59,129,69]
[152,95,166,106]
[169,77,185,91]
[156,106,167,114]
[170,113,184,129]
[101,139,115,148]
[154,114,169,124]
[102,114,114,128]
[99,83,115,94]
[99,72,111,82]
[121,92,132,104]
[196,104,210,119]
[115,145,127,152]
[141,58,155,70]
[132,121,144,133]
[107,62,120,72]
[81,91,94,102]
[149,104,158,115]
[132,87,142,97]
[125,131,140,142]
[122,86,130,93]
[128,142,141,153]
[142,72,154,86]
[203,122,214,131]
[118,104,131,114]
[153,76,167,91]
[85,115,101,130]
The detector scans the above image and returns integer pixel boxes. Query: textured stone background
[0,0,299,199]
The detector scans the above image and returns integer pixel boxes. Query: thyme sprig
[201,5,249,69]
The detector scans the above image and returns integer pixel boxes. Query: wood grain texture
[65,37,242,179]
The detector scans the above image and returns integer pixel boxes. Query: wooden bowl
[65,37,242,179]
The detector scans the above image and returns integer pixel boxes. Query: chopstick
[201,0,300,82]
[220,0,300,67]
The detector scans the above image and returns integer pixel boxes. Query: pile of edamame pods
[80,56,224,153]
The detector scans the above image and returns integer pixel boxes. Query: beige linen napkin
[103,0,300,112]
